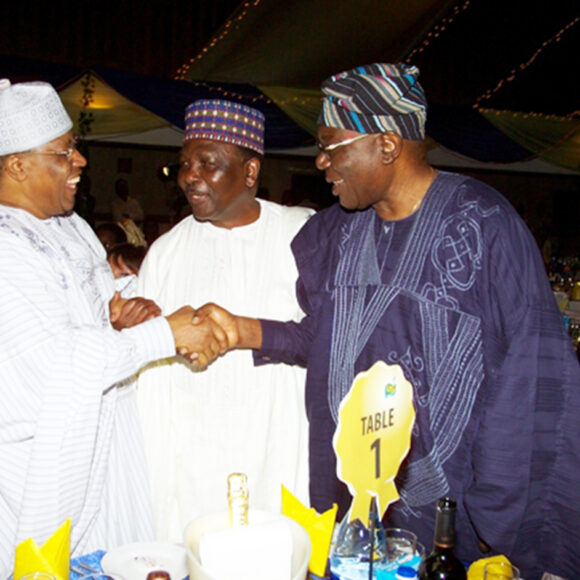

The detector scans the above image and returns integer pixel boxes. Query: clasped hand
[109,291,161,330]
[166,305,237,371]
[109,293,238,371]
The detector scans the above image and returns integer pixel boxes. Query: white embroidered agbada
[0,207,175,578]
[136,199,312,542]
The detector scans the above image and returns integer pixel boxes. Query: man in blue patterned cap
[195,64,580,579]
[135,99,314,541]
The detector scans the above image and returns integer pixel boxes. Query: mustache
[182,185,208,195]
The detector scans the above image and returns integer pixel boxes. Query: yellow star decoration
[333,361,416,525]
[14,519,70,580]
[281,486,337,577]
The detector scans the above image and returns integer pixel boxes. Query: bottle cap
[227,472,248,496]
[396,565,418,579]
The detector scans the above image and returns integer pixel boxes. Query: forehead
[317,125,362,142]
[44,130,75,148]
[180,139,241,159]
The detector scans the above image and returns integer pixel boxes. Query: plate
[101,541,188,580]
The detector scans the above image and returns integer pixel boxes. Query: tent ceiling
[177,0,579,171]
[1,0,577,172]
[177,0,454,88]
[178,0,578,114]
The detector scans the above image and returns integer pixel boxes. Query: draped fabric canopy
[1,0,578,171]
[177,0,579,171]
[0,56,313,150]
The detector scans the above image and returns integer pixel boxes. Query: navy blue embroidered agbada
[255,172,580,579]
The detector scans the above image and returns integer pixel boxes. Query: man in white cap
[0,79,228,576]
[135,99,313,541]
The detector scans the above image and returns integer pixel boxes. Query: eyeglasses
[316,133,370,154]
[26,140,79,162]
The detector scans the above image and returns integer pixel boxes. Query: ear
[3,153,29,182]
[244,157,261,188]
[379,133,403,164]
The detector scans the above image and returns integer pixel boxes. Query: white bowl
[184,509,311,580]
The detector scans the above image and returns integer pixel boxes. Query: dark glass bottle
[418,497,466,580]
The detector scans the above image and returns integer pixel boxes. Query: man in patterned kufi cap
[173,98,267,226]
[191,64,580,580]
[134,98,314,540]
[184,98,265,156]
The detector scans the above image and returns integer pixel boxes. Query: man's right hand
[194,303,262,350]
[165,306,229,371]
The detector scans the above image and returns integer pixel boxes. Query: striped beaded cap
[318,63,427,140]
[0,79,73,155]
[184,99,265,155]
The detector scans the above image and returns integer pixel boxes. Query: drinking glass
[384,527,417,562]
[415,541,426,559]
[484,561,520,580]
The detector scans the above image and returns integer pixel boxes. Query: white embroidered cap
[0,78,73,155]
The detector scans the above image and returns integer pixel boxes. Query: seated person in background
[111,177,145,225]
[108,242,147,297]
[97,219,147,250]
[95,221,127,251]
[111,179,147,247]
[108,242,147,278]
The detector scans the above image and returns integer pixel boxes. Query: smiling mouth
[66,176,81,188]
[187,190,208,202]
[330,178,344,195]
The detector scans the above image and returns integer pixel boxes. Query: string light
[187,80,271,104]
[276,97,321,106]
[479,107,579,121]
[174,0,262,80]
[474,16,579,112]
[179,79,321,108]
[405,0,471,62]
[474,107,580,165]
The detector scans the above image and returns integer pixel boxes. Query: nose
[315,151,331,171]
[72,148,87,167]
[179,164,199,185]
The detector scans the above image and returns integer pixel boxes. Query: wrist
[237,316,262,349]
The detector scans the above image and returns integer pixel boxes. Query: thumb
[109,291,122,322]
[192,307,210,325]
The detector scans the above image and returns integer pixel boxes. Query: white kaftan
[136,199,313,542]
[0,207,175,578]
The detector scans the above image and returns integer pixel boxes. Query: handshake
[109,293,256,371]
[166,304,240,370]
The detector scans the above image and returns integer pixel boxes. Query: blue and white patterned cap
[318,63,427,140]
[0,79,73,155]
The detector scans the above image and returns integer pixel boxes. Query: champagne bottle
[418,497,466,580]
[227,472,249,527]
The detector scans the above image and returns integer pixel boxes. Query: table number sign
[333,360,416,525]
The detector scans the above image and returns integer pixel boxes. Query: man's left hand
[109,291,162,330]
